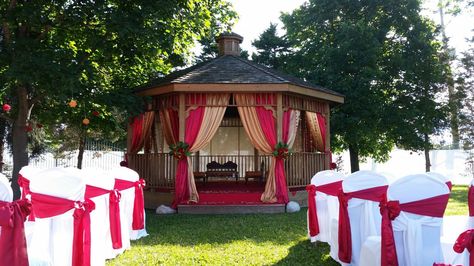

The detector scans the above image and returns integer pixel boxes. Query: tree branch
[0,113,14,123]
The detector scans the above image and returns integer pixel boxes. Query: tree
[278,0,448,172]
[0,0,236,199]
[251,23,291,70]
[458,36,474,150]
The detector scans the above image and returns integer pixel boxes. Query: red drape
[85,185,123,249]
[171,106,205,208]
[380,194,450,266]
[0,199,31,266]
[337,185,388,263]
[446,181,452,191]
[130,115,144,153]
[114,179,146,230]
[30,192,95,266]
[254,96,293,203]
[316,113,326,152]
[454,229,474,266]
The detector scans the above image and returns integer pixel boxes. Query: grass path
[108,185,468,265]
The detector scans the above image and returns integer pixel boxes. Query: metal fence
[1,140,125,177]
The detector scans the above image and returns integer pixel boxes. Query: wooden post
[325,103,331,169]
[179,93,185,142]
[276,93,283,142]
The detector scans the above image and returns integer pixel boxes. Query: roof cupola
[216,32,243,56]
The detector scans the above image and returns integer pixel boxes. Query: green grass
[108,185,469,265]
[445,185,469,216]
[108,209,337,266]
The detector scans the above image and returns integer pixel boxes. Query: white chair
[439,179,473,266]
[329,170,388,265]
[427,172,452,191]
[360,174,450,266]
[307,170,344,243]
[28,168,91,266]
[0,173,13,202]
[110,166,148,241]
[82,167,126,263]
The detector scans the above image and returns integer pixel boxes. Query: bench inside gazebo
[126,32,344,214]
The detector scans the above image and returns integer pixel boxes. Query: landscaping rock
[286,201,300,213]
[156,204,176,214]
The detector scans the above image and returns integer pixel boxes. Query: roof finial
[216,32,243,56]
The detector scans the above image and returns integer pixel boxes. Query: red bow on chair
[379,197,401,266]
[306,185,319,237]
[453,229,474,266]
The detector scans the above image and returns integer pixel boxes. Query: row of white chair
[307,170,454,266]
[0,166,148,266]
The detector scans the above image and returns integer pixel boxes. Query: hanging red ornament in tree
[68,100,77,108]
[82,118,90,125]
[92,110,99,117]
[24,124,33,132]
[2,103,11,112]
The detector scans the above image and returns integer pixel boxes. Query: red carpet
[186,181,271,205]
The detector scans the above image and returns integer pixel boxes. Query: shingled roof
[134,33,344,104]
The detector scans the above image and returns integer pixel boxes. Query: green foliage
[0,0,236,157]
[250,0,449,170]
[457,35,474,150]
[251,23,291,70]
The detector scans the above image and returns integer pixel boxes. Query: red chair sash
[306,185,319,237]
[17,174,35,221]
[469,186,474,217]
[0,199,31,266]
[30,192,95,266]
[337,185,388,263]
[85,185,123,249]
[446,181,452,191]
[306,180,342,238]
[17,174,30,200]
[454,229,474,266]
[380,194,450,266]
[114,178,146,230]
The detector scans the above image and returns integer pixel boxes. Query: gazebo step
[177,204,286,214]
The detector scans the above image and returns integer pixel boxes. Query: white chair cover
[82,167,126,263]
[110,166,148,241]
[308,170,344,243]
[360,174,449,266]
[439,178,473,266]
[28,168,85,266]
[0,173,12,202]
[329,170,388,265]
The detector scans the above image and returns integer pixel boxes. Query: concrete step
[177,204,286,214]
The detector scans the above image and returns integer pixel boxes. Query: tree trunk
[424,133,431,172]
[12,85,29,199]
[0,120,6,173]
[348,145,360,173]
[77,133,86,169]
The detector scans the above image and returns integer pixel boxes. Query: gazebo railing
[128,152,329,189]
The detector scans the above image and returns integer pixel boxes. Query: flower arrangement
[169,141,191,160]
[273,142,291,160]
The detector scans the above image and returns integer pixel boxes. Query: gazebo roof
[135,37,344,104]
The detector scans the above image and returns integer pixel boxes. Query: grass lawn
[108,185,468,266]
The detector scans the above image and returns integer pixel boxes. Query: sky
[227,0,474,56]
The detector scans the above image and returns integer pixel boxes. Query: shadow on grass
[132,209,311,247]
[273,241,338,266]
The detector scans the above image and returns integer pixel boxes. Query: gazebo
[127,33,344,210]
